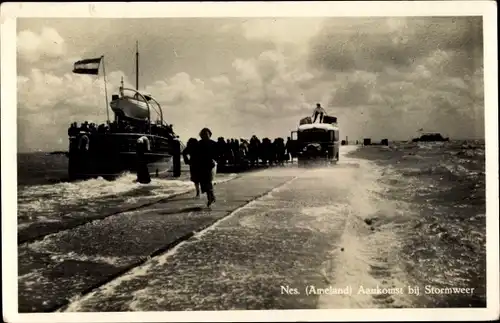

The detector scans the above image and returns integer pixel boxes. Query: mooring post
[172,139,182,178]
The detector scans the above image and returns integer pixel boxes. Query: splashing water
[18,170,237,229]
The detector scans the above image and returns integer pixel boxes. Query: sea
[15,140,486,308]
[342,140,486,307]
[16,154,238,231]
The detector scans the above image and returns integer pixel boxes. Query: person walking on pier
[197,128,218,207]
[182,138,201,198]
[285,137,293,163]
[136,136,151,184]
[312,103,326,123]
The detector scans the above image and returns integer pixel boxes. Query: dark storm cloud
[309,17,483,75]
[16,16,486,151]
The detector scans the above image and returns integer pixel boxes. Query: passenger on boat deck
[68,122,78,137]
[81,121,89,132]
[196,127,218,207]
[182,138,201,197]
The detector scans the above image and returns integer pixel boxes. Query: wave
[340,142,486,307]
[18,171,237,229]
[400,162,482,180]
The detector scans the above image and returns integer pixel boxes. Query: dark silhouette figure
[216,137,227,169]
[274,137,286,166]
[68,122,78,137]
[182,138,201,197]
[197,128,218,207]
[285,136,293,162]
[136,136,151,184]
[233,139,241,166]
[239,139,249,167]
[260,138,273,165]
[249,135,261,166]
[225,139,234,165]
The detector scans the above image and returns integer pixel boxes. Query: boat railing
[98,132,177,140]
[80,132,175,153]
[145,96,164,124]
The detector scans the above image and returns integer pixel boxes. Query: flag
[72,57,102,75]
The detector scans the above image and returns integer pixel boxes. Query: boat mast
[135,41,139,91]
[136,41,151,133]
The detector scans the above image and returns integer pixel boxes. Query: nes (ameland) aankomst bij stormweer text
[280,285,476,296]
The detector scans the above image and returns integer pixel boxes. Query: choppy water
[17,153,237,231]
[333,140,486,308]
[17,140,486,310]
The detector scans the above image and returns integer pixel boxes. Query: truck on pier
[290,115,340,167]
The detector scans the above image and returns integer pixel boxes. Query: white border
[1,2,498,322]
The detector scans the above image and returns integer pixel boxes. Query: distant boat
[48,151,68,156]
[67,41,182,181]
[412,132,449,142]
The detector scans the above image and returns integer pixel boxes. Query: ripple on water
[18,173,237,228]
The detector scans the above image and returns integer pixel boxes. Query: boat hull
[69,152,173,180]
[412,138,450,142]
[68,133,181,180]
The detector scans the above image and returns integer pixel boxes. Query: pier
[18,147,367,312]
[16,143,488,312]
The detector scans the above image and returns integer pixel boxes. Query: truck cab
[292,122,340,167]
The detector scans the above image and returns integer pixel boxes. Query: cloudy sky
[17,16,484,152]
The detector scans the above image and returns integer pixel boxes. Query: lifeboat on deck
[110,83,158,121]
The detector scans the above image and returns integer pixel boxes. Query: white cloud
[242,18,325,47]
[16,17,484,151]
[17,27,66,63]
[17,68,135,151]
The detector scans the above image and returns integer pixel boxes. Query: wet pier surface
[17,147,485,312]
[19,167,298,312]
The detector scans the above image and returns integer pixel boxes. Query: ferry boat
[67,42,182,181]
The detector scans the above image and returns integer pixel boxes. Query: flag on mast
[72,57,103,75]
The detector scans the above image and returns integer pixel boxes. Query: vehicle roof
[298,123,338,131]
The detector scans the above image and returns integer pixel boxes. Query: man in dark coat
[182,138,201,197]
[197,128,218,207]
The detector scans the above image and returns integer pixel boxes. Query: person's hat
[199,127,212,137]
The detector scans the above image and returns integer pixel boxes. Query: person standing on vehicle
[312,103,326,123]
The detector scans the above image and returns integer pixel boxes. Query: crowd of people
[200,135,295,170]
[182,129,298,207]
[67,120,175,139]
[68,103,331,207]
